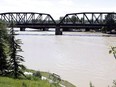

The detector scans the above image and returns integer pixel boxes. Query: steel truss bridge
[0,12,116,35]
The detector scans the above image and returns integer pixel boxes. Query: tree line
[0,20,25,78]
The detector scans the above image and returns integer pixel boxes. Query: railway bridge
[0,12,116,35]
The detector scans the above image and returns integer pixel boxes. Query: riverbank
[0,76,53,87]
[26,69,76,87]
[0,69,76,87]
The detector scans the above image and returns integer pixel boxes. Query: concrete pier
[20,27,25,31]
[43,28,48,31]
[55,26,62,35]
[85,28,90,31]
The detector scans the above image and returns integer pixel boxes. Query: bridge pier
[55,26,62,35]
[43,28,48,31]
[85,28,90,32]
[20,27,25,31]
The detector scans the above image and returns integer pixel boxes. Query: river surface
[16,29,116,87]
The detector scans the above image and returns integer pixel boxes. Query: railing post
[55,25,62,35]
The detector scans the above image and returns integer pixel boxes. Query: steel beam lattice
[0,12,56,26]
[59,12,116,28]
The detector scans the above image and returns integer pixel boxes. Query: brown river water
[16,29,116,87]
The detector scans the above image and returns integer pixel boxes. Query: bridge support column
[85,28,90,32]
[55,26,62,35]
[43,28,48,31]
[20,27,25,31]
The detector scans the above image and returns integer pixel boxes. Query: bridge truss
[0,12,116,35]
[0,12,56,28]
[59,12,116,28]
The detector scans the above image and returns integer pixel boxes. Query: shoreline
[26,69,76,87]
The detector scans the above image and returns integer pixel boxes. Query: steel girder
[0,12,116,28]
[59,12,116,26]
[0,12,56,26]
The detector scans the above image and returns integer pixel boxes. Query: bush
[33,71,42,79]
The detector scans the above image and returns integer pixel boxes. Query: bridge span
[0,12,116,35]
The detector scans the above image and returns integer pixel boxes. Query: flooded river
[16,29,116,87]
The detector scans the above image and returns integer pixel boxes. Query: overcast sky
[0,0,116,19]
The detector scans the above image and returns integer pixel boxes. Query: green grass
[40,71,76,87]
[25,69,76,87]
[0,76,55,87]
[0,68,76,87]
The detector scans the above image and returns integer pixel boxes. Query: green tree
[9,28,26,78]
[33,71,42,79]
[71,16,77,23]
[59,17,64,21]
[0,21,9,75]
[102,14,116,33]
[0,20,26,78]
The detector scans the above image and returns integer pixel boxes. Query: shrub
[33,71,42,79]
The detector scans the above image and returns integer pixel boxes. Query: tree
[0,20,26,78]
[71,16,77,24]
[9,27,26,78]
[0,21,9,75]
[33,71,42,79]
[102,14,116,33]
[59,17,64,21]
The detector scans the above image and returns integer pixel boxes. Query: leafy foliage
[90,82,94,87]
[33,71,42,79]
[102,14,116,33]
[109,46,116,59]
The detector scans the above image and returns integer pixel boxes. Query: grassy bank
[0,76,56,87]
[0,69,76,87]
[40,71,76,87]
[26,69,76,87]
